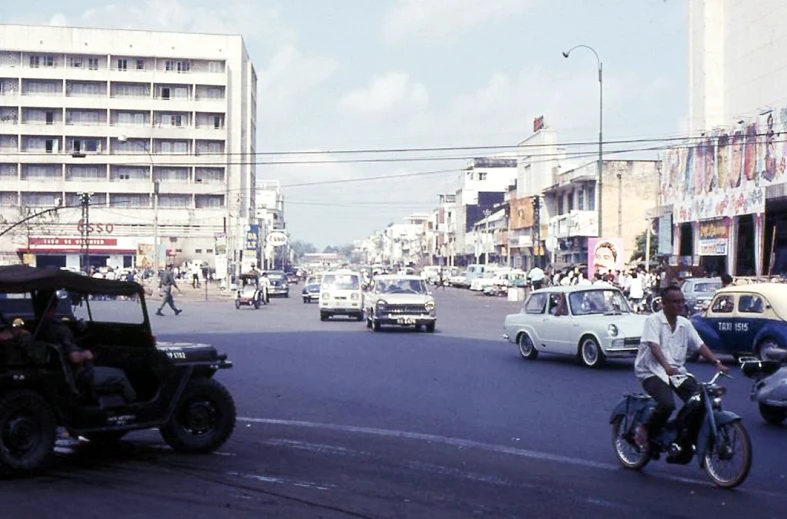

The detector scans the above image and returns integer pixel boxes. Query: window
[711,295,735,314]
[208,61,222,73]
[478,172,487,181]
[524,293,547,314]
[88,58,99,70]
[177,61,190,73]
[45,139,54,153]
[29,56,40,68]
[136,59,144,70]
[43,56,54,67]
[117,59,127,71]
[161,87,170,100]
[557,196,564,215]
[69,57,83,68]
[213,115,223,129]
[578,190,585,211]
[170,115,183,127]
[567,191,574,212]
[45,111,54,125]
[738,295,765,314]
[195,249,203,254]
[586,186,596,211]
[165,60,174,71]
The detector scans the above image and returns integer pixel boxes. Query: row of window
[0,80,225,100]
[0,109,224,129]
[20,54,224,73]
[0,191,225,208]
[555,187,595,214]
[0,164,225,182]
[0,136,226,154]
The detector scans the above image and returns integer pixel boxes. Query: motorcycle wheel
[611,417,650,470]
[759,403,787,426]
[702,421,752,489]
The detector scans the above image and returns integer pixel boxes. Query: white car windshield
[376,279,427,294]
[569,289,631,315]
[323,274,360,290]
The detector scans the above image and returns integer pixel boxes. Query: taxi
[690,284,787,360]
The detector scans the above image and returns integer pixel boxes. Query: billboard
[698,218,729,256]
[588,237,625,279]
[657,214,673,255]
[244,225,260,252]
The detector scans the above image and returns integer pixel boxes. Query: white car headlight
[376,300,387,307]
[607,324,619,337]
[425,300,435,310]
[321,292,330,300]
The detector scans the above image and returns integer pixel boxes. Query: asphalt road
[2,286,786,518]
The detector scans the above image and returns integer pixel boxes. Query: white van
[319,270,364,321]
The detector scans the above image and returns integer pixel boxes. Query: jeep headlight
[607,324,619,337]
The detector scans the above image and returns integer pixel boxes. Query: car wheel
[579,336,605,368]
[755,338,781,361]
[320,312,328,322]
[0,390,57,476]
[517,332,538,360]
[425,322,436,333]
[234,300,240,310]
[355,312,364,322]
[759,403,787,425]
[160,378,236,454]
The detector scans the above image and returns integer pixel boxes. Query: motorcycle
[610,371,752,489]
[739,348,787,426]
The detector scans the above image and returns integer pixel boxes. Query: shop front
[21,236,138,271]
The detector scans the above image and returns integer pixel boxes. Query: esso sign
[77,219,115,234]
[266,231,288,247]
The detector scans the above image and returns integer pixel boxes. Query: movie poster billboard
[698,219,729,256]
[588,237,625,279]
[660,107,787,223]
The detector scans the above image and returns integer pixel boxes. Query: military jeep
[0,265,236,476]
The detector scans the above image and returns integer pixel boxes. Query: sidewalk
[141,281,235,304]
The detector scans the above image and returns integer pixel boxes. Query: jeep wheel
[160,378,236,454]
[0,390,56,476]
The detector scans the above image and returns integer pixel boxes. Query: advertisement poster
[244,224,260,252]
[659,107,787,223]
[213,232,227,280]
[588,237,625,278]
[657,214,673,255]
[136,243,153,269]
[698,219,730,256]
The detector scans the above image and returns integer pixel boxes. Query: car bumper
[603,338,640,357]
[321,302,362,314]
[375,315,436,326]
[269,287,289,295]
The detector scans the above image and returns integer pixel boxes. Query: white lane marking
[238,416,787,500]
[227,471,335,491]
[239,416,614,471]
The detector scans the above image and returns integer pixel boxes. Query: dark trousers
[641,375,699,435]
[532,279,543,290]
[157,292,180,313]
[77,365,137,401]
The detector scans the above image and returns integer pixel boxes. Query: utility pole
[617,168,623,238]
[483,209,492,265]
[532,195,542,269]
[79,192,92,274]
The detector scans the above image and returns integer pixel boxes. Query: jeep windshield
[569,289,632,315]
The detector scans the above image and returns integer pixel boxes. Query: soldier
[156,265,183,316]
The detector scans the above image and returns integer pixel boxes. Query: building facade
[669,0,787,277]
[0,24,257,274]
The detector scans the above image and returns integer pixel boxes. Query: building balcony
[548,210,598,239]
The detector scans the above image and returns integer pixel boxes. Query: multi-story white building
[0,24,257,273]
[255,180,286,269]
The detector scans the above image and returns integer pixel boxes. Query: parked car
[691,284,787,360]
[301,276,321,304]
[264,270,290,297]
[364,275,436,332]
[0,265,236,476]
[503,286,647,368]
[682,277,722,315]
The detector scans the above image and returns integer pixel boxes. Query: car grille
[624,337,641,346]
[385,304,428,315]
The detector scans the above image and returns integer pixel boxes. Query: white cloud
[259,46,340,120]
[382,0,532,43]
[340,71,429,118]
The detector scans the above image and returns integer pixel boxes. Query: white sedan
[503,286,647,368]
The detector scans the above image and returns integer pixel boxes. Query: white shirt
[628,276,644,299]
[635,311,703,383]
[528,267,545,282]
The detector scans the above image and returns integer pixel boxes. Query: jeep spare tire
[160,378,236,454]
[0,390,57,476]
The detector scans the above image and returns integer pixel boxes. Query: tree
[289,240,317,260]
[630,230,658,263]
[323,245,340,254]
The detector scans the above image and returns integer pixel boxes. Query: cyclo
[234,272,267,310]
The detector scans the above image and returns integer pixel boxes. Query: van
[319,270,363,321]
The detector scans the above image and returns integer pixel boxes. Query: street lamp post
[118,135,159,275]
[563,44,603,237]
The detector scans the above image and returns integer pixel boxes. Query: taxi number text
[718,322,748,332]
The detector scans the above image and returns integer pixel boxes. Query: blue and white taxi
[503,285,647,368]
[691,284,787,360]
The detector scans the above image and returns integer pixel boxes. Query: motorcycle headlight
[607,324,619,337]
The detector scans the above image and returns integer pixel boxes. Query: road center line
[237,416,786,500]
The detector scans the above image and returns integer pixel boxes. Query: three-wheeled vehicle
[234,272,267,309]
[0,265,236,476]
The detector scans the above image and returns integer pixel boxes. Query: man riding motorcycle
[633,285,729,450]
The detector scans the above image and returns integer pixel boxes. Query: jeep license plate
[397,317,416,325]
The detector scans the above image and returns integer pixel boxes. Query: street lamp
[118,135,160,275]
[563,44,604,237]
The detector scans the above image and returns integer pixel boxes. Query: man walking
[157,265,183,316]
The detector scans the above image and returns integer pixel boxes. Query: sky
[3,0,687,249]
